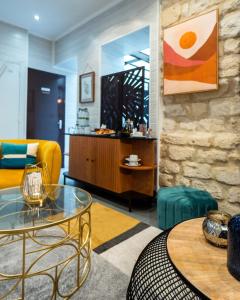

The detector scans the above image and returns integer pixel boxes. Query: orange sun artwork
[163,10,218,95]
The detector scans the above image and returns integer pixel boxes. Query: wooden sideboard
[68,135,157,204]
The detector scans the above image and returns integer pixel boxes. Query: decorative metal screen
[101,67,149,131]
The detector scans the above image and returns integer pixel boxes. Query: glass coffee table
[0,184,92,299]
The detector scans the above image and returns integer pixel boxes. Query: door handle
[58,119,63,130]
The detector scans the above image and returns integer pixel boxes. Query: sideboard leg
[129,198,132,212]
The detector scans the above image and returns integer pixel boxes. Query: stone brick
[163,95,174,105]
[209,100,228,117]
[227,117,240,133]
[206,181,225,200]
[221,0,240,14]
[179,121,197,131]
[164,104,186,117]
[227,187,240,203]
[218,201,240,216]
[229,150,240,160]
[189,0,217,15]
[169,145,195,161]
[162,3,181,27]
[192,77,240,100]
[175,175,191,186]
[220,11,240,39]
[191,179,224,200]
[219,40,224,57]
[159,173,174,187]
[191,103,208,118]
[183,162,212,179]
[198,119,225,132]
[224,38,240,54]
[214,167,240,185]
[160,159,180,174]
[187,133,213,147]
[162,132,213,147]
[181,2,189,17]
[191,179,206,191]
[209,97,240,117]
[173,94,192,103]
[163,118,176,131]
[213,133,240,149]
[196,149,227,163]
[219,54,240,77]
[161,133,188,145]
[160,144,168,158]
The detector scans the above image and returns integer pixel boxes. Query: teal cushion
[0,143,39,169]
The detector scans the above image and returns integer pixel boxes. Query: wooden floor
[168,218,240,300]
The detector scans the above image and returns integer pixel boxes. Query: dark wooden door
[27,68,65,164]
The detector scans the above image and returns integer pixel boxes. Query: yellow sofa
[0,139,62,189]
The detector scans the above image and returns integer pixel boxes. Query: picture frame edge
[79,71,95,103]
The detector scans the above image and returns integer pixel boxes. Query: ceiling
[0,0,124,40]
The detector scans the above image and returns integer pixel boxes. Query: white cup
[128,155,138,165]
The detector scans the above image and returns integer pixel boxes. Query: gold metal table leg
[0,207,91,299]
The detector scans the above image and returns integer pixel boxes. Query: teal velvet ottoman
[157,186,218,230]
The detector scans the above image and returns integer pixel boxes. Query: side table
[127,218,240,300]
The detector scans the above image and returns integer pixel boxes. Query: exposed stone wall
[160,0,240,214]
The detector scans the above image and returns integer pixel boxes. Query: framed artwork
[79,72,95,103]
[163,10,218,95]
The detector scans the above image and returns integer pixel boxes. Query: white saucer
[124,163,141,167]
[125,158,141,162]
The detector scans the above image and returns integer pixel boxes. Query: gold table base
[0,208,91,300]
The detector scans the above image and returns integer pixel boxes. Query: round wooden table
[127,218,240,300]
[168,218,240,300]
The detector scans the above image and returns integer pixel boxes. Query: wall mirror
[101,26,150,131]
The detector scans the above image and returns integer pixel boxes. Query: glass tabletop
[0,185,92,233]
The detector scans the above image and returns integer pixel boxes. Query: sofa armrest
[38,141,62,184]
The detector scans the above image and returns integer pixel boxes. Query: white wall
[55,0,160,135]
[64,73,78,167]
[28,34,54,72]
[0,21,28,138]
[28,34,75,76]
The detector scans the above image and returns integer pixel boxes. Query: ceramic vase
[202,210,231,248]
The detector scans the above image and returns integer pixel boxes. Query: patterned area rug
[90,202,162,276]
[0,236,129,300]
[0,202,161,299]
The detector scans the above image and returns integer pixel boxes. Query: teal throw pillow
[0,143,39,169]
